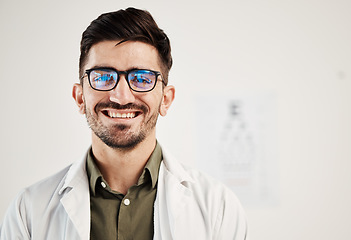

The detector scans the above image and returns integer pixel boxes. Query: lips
[96,102,147,120]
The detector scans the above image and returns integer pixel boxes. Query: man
[0,7,248,240]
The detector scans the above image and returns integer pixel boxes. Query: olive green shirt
[86,143,162,240]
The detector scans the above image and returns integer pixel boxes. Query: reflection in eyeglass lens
[91,70,117,89]
[129,71,155,90]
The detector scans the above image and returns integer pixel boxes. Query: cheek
[83,88,107,109]
[145,94,163,113]
[82,97,98,115]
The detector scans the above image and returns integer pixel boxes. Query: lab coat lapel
[154,151,194,240]
[59,157,91,240]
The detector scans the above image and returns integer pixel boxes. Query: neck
[91,132,157,194]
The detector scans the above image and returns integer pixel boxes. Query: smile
[104,110,137,119]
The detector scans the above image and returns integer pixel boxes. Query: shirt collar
[86,142,163,196]
[144,142,162,189]
[86,148,102,196]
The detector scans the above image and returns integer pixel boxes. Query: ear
[72,83,86,114]
[159,85,175,116]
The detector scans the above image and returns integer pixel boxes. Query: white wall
[1,0,350,239]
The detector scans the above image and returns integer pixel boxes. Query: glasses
[81,67,164,92]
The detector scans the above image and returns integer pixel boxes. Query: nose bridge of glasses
[115,71,131,89]
[110,72,135,104]
[116,70,131,88]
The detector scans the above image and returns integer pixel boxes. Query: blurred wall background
[0,0,350,239]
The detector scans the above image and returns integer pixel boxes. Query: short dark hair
[79,7,172,85]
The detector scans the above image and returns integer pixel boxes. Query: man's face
[73,40,174,149]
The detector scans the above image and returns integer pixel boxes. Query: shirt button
[101,181,107,188]
[123,199,130,206]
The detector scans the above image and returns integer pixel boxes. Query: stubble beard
[84,101,160,150]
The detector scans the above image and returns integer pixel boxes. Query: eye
[129,71,155,83]
[95,74,114,82]
[134,75,152,83]
[91,70,116,82]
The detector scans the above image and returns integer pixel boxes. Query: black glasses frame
[81,67,164,92]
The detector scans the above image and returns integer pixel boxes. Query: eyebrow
[89,65,115,70]
[88,65,149,71]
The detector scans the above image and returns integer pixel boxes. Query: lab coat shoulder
[186,168,249,239]
[0,156,90,240]
[0,165,71,239]
[156,150,249,240]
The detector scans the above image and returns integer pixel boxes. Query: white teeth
[108,111,136,119]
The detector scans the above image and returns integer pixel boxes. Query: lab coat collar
[161,146,195,184]
[58,152,88,195]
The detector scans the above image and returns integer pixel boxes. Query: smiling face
[73,40,175,149]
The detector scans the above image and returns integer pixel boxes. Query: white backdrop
[1,0,350,239]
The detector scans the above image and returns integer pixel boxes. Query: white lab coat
[0,148,248,240]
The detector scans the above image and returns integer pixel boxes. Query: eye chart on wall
[195,93,279,206]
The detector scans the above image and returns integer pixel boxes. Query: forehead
[86,40,161,71]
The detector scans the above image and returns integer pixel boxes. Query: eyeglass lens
[88,69,157,92]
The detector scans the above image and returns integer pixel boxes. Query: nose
[109,76,136,105]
